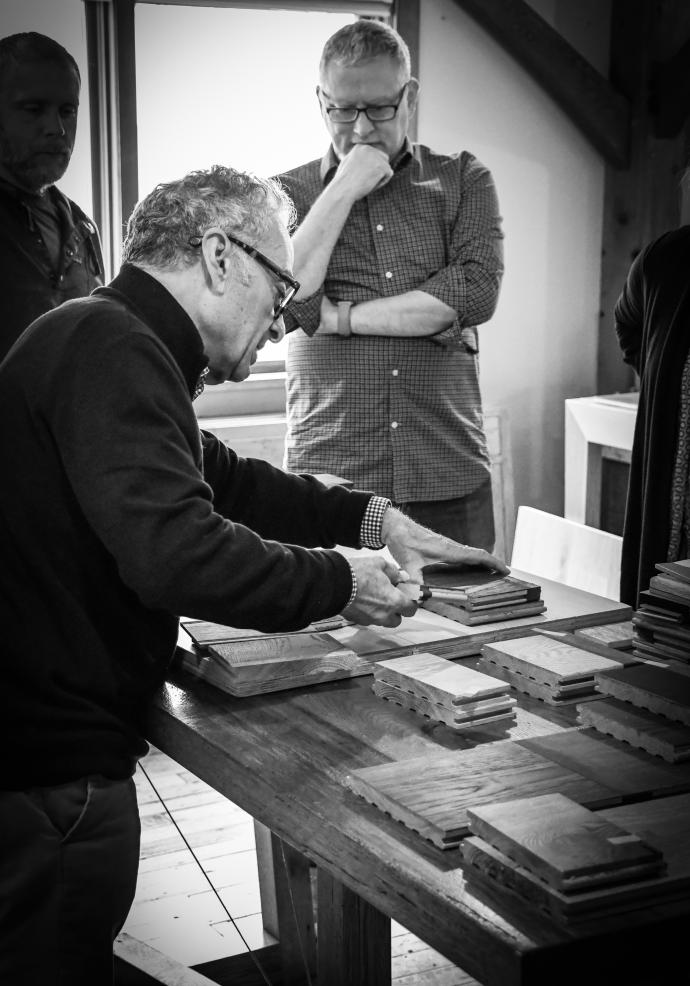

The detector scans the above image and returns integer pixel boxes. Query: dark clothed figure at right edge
[615,225,690,606]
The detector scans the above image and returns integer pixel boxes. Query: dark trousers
[0,774,140,985]
[395,478,495,552]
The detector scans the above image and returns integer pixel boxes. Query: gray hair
[320,20,410,80]
[122,165,296,269]
[0,32,80,86]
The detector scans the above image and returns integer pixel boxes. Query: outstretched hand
[380,507,510,586]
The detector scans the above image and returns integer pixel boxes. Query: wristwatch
[337,300,354,337]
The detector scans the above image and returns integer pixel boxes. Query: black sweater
[0,264,371,789]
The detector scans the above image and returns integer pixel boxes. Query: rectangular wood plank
[345,741,619,849]
[578,698,690,762]
[373,652,510,705]
[481,635,624,686]
[465,793,663,893]
[518,727,690,796]
[595,664,690,725]
[477,656,600,704]
[462,792,690,924]
[371,680,516,731]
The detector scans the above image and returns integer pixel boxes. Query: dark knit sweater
[0,179,104,362]
[0,264,371,789]
[615,226,690,606]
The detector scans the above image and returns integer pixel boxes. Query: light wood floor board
[578,697,690,762]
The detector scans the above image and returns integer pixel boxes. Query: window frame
[84,0,419,414]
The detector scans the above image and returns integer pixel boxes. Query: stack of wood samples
[477,633,632,704]
[345,728,690,849]
[178,611,465,697]
[579,663,690,763]
[461,792,689,926]
[421,575,546,625]
[632,560,690,664]
[372,652,516,731]
[572,620,635,657]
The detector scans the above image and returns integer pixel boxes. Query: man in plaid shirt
[278,19,504,551]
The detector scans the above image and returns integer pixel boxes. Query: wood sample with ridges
[372,652,516,731]
[462,793,690,925]
[595,664,690,725]
[481,635,623,685]
[578,697,690,763]
[465,793,664,893]
[345,728,690,849]
[477,656,604,705]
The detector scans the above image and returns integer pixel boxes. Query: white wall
[418,0,608,520]
[0,0,92,212]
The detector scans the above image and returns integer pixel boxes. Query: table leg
[254,821,316,985]
[316,868,391,986]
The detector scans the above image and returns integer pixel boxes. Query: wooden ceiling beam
[451,0,630,167]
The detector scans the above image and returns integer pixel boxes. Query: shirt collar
[96,263,208,399]
[320,137,414,186]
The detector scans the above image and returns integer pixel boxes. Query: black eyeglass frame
[320,81,409,124]
[189,230,300,321]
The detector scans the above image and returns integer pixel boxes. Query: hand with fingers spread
[342,554,418,627]
[380,506,510,586]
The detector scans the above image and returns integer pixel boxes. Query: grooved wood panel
[371,680,516,731]
[578,697,690,762]
[481,635,625,686]
[477,656,602,705]
[347,728,690,849]
[595,664,690,725]
[465,793,663,893]
[373,652,510,705]
[462,793,690,926]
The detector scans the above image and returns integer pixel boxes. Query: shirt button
[392,369,399,377]
[391,421,398,429]
[385,271,393,279]
[376,223,384,232]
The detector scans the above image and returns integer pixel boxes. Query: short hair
[122,165,296,270]
[0,32,80,86]
[320,19,410,80]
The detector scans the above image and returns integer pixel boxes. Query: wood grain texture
[465,793,663,893]
[595,664,690,725]
[462,793,690,925]
[373,652,510,705]
[574,622,635,650]
[477,656,601,705]
[578,697,690,762]
[371,680,516,731]
[345,740,618,848]
[480,635,622,686]
[424,600,546,625]
[519,728,690,796]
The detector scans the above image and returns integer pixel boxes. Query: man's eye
[61,106,78,118]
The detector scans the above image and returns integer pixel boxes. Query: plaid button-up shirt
[278,141,504,502]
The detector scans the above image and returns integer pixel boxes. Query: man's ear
[406,78,420,117]
[200,228,230,292]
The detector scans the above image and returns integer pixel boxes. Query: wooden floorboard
[122,746,479,985]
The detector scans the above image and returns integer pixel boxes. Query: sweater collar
[99,263,208,398]
[320,137,414,186]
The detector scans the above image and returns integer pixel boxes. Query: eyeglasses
[189,230,300,322]
[321,82,409,124]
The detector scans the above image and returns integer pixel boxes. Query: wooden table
[146,578,686,986]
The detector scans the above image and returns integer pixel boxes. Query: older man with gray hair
[0,164,505,984]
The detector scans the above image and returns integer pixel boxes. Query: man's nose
[270,316,286,343]
[352,111,375,138]
[43,108,67,136]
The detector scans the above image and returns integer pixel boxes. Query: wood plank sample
[578,697,690,762]
[466,793,664,893]
[424,599,546,625]
[574,621,635,650]
[595,664,690,725]
[462,793,690,925]
[346,728,690,849]
[519,728,690,797]
[481,635,623,686]
[345,741,620,849]
[371,680,516,731]
[533,628,638,665]
[373,652,510,706]
[477,655,603,705]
